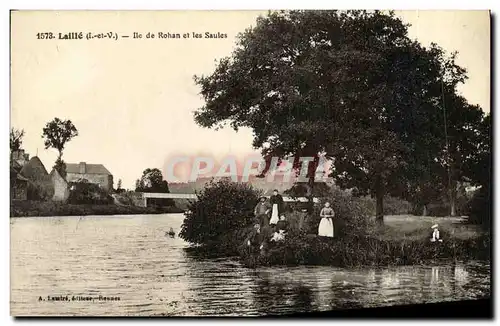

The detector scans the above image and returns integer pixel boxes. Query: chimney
[79,162,86,174]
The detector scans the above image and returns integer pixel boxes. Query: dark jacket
[270,194,285,215]
[254,201,270,216]
[276,219,288,232]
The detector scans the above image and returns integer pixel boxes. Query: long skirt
[270,204,279,225]
[318,217,334,237]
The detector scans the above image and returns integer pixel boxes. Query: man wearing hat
[254,196,271,227]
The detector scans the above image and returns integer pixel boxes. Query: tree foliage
[67,181,113,205]
[135,168,170,193]
[10,128,25,153]
[42,118,78,176]
[135,168,173,207]
[54,157,67,179]
[193,10,486,220]
[179,179,261,245]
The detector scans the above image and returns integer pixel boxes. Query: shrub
[311,188,375,238]
[239,229,491,268]
[179,179,262,246]
[67,181,113,205]
[10,200,183,217]
[27,178,54,201]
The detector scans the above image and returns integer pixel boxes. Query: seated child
[270,229,286,242]
[276,215,288,233]
[430,224,443,242]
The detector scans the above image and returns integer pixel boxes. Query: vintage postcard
[10,10,491,317]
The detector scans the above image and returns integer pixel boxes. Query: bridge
[137,192,319,207]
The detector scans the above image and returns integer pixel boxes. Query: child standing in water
[318,202,335,237]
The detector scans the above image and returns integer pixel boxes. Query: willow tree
[193,10,466,221]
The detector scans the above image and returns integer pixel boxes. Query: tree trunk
[376,191,384,223]
[450,181,457,217]
[306,174,315,215]
[422,204,428,217]
[375,174,384,224]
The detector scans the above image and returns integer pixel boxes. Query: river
[10,213,490,316]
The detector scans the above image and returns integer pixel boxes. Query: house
[18,156,54,200]
[10,167,28,200]
[10,149,30,169]
[65,162,114,191]
[50,168,70,202]
[10,150,30,201]
[20,156,49,179]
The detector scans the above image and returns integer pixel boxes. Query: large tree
[440,91,489,216]
[135,168,173,207]
[135,168,171,193]
[193,10,468,221]
[42,117,78,177]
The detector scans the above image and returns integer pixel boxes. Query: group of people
[245,189,444,254]
[245,190,337,254]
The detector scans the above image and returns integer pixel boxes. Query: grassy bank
[10,200,184,217]
[238,229,490,268]
[187,213,490,268]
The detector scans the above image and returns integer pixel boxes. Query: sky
[10,10,490,189]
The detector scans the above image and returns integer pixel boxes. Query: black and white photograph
[9,9,491,317]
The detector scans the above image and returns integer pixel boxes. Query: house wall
[66,173,113,191]
[51,172,70,202]
[11,181,27,200]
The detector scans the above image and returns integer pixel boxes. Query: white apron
[318,217,334,237]
[270,204,279,225]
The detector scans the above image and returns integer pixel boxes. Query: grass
[378,215,483,241]
[237,213,489,268]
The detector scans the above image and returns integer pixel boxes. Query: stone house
[10,149,30,169]
[65,162,114,191]
[50,168,70,202]
[18,156,54,200]
[10,167,28,200]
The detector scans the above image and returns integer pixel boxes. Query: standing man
[254,196,271,227]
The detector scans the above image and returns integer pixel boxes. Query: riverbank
[10,200,184,217]
[238,230,491,268]
[186,214,490,269]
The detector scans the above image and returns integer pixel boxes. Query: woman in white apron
[269,189,284,227]
[318,202,334,237]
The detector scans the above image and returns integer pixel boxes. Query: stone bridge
[136,192,319,207]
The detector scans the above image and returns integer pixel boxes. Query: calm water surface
[10,213,490,316]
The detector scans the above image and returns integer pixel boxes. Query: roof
[50,168,68,184]
[66,163,112,175]
[10,159,22,172]
[19,156,49,179]
[10,167,29,182]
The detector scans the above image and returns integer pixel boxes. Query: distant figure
[318,202,335,237]
[430,224,443,242]
[254,196,271,227]
[269,189,284,228]
[166,227,175,238]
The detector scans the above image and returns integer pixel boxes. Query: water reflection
[10,214,490,316]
